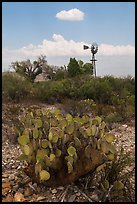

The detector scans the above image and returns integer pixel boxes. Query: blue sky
[2,2,135,76]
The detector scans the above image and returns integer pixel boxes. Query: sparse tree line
[10,55,93,82]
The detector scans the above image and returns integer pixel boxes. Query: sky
[2,2,135,77]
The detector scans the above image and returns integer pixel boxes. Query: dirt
[2,102,135,202]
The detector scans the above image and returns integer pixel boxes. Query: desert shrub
[16,108,116,186]
[78,146,135,202]
[53,69,67,81]
[60,99,97,117]
[95,147,135,202]
[33,80,66,103]
[2,73,33,102]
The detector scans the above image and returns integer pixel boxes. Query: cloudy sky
[2,2,135,77]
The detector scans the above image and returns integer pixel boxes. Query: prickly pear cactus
[17,108,116,186]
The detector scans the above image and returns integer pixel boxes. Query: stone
[57,186,64,190]
[14,192,26,202]
[37,196,47,201]
[68,194,76,202]
[9,174,15,181]
[2,194,13,202]
[24,187,33,197]
[51,189,57,194]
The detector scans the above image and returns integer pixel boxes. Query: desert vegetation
[2,56,135,202]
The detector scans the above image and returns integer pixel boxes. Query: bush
[60,99,97,117]
[16,108,116,186]
[2,73,33,102]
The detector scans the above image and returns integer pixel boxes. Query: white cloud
[2,34,135,76]
[56,8,85,21]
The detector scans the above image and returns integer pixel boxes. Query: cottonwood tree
[10,55,48,83]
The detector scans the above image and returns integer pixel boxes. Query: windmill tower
[83,42,98,77]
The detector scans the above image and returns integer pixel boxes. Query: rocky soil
[2,103,135,202]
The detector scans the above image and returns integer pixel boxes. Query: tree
[82,63,93,75]
[78,60,93,75]
[10,55,48,83]
[67,58,81,77]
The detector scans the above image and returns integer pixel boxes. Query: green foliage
[3,72,134,123]
[17,108,116,183]
[67,58,81,77]
[2,73,33,102]
[53,67,67,80]
[94,147,135,202]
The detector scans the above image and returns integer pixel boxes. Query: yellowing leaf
[91,125,96,136]
[66,124,75,135]
[113,181,124,190]
[18,135,30,146]
[55,149,62,157]
[52,134,58,143]
[18,154,28,161]
[67,146,76,157]
[48,132,53,141]
[101,179,109,191]
[41,139,49,148]
[101,141,110,154]
[66,113,73,122]
[33,128,39,139]
[95,116,102,124]
[49,153,55,162]
[105,133,115,143]
[23,145,31,155]
[36,149,48,162]
[107,153,115,161]
[86,127,92,136]
[96,163,106,172]
[67,162,73,173]
[59,119,67,130]
[74,137,81,147]
[39,170,50,181]
[37,119,42,128]
[65,155,74,165]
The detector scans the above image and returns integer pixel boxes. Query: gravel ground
[2,103,135,202]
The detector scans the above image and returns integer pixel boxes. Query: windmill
[83,42,98,77]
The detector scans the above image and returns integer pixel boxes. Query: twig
[28,183,37,192]
[85,175,91,190]
[102,184,113,202]
[74,185,95,202]
[60,185,70,202]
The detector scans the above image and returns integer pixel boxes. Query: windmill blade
[83,45,89,50]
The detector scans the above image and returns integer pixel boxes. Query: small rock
[12,184,19,191]
[2,173,9,178]
[57,186,64,190]
[76,192,81,196]
[52,189,57,194]
[90,192,99,202]
[122,124,128,128]
[32,183,37,189]
[68,194,76,202]
[2,194,13,202]
[24,186,33,197]
[17,166,21,170]
[18,187,24,194]
[2,182,11,189]
[9,174,15,181]
[37,196,47,201]
[14,192,26,202]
